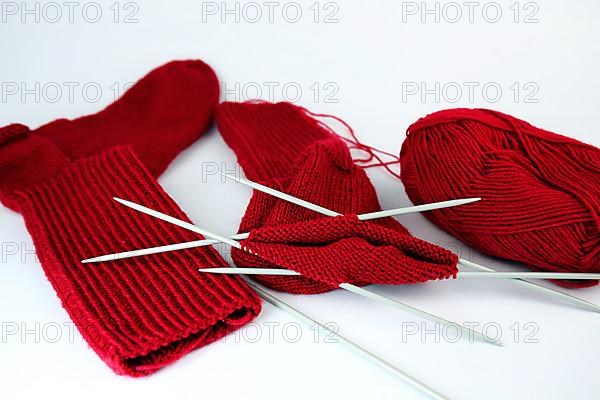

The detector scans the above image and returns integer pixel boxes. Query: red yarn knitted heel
[401,108,600,288]
[217,101,458,294]
[241,214,458,292]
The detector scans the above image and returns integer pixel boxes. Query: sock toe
[35,60,220,176]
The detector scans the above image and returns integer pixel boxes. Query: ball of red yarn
[400,108,600,288]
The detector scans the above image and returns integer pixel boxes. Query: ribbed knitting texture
[401,108,600,288]
[0,60,261,375]
[218,101,458,294]
[9,145,261,376]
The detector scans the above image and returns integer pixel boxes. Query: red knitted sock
[0,62,261,376]
[35,60,218,178]
[217,101,458,294]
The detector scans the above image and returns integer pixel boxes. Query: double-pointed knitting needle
[245,278,450,400]
[459,259,600,313]
[224,173,600,313]
[112,197,498,346]
[97,212,446,398]
[81,197,481,263]
[198,267,600,280]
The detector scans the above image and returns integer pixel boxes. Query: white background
[1,1,599,399]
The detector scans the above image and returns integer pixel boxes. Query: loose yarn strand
[300,107,403,180]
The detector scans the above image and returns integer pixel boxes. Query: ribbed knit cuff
[217,101,332,186]
[14,147,261,376]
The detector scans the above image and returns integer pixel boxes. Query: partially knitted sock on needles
[217,101,458,294]
[0,61,261,376]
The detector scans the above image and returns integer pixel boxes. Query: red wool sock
[217,101,458,294]
[0,61,261,376]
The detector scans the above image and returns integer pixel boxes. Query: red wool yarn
[0,61,261,376]
[217,101,458,294]
[401,108,600,288]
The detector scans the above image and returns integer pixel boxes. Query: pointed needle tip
[585,303,600,313]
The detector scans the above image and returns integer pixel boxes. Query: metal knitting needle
[221,173,481,219]
[198,268,600,280]
[224,173,600,312]
[102,206,451,398]
[81,236,246,263]
[452,271,600,280]
[459,259,600,313]
[81,197,481,263]
[102,222,447,397]
[245,278,450,400]
[113,197,498,346]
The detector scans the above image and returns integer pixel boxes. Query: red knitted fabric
[217,101,458,294]
[401,108,600,288]
[34,60,219,178]
[0,61,261,376]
